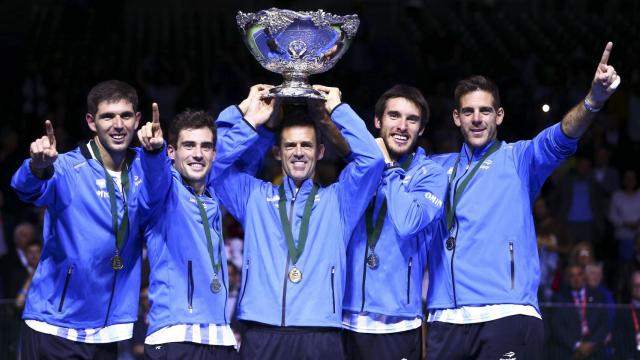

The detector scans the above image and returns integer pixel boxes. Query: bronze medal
[210,276,222,293]
[288,266,302,283]
[111,254,124,271]
[446,237,456,251]
[366,252,379,269]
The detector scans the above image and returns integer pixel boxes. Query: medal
[446,237,456,251]
[288,266,302,283]
[111,254,124,271]
[210,275,222,293]
[366,252,379,269]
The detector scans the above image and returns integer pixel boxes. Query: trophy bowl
[237,8,359,101]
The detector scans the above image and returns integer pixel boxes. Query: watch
[583,98,602,113]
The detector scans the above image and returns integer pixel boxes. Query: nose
[193,145,204,159]
[471,110,483,124]
[113,115,125,129]
[397,118,408,131]
[293,145,304,157]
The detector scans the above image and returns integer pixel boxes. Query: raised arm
[211,87,275,223]
[137,103,172,216]
[11,120,65,207]
[561,42,620,138]
[313,85,385,235]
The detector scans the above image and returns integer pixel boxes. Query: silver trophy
[237,8,359,101]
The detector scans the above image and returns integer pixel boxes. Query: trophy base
[264,86,325,103]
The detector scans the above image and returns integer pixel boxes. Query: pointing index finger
[152,103,160,124]
[45,120,55,144]
[599,42,613,65]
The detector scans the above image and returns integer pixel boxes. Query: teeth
[111,134,125,139]
[189,163,203,169]
[393,135,408,141]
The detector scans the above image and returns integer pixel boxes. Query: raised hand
[375,138,391,163]
[30,120,58,170]
[137,103,164,151]
[312,85,342,113]
[587,42,621,107]
[241,84,276,128]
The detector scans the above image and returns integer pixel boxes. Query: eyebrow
[98,111,135,119]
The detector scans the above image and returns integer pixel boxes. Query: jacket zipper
[449,155,472,308]
[221,263,229,324]
[281,189,298,327]
[407,257,412,304]
[58,266,74,312]
[281,255,290,326]
[359,243,368,312]
[509,241,515,289]
[188,260,194,312]
[331,266,336,314]
[238,258,250,306]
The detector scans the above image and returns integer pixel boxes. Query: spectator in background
[585,261,615,355]
[1,221,37,299]
[14,241,42,309]
[617,236,640,303]
[609,169,640,263]
[614,270,640,359]
[550,264,609,360]
[552,155,607,245]
[592,146,620,197]
[570,241,597,268]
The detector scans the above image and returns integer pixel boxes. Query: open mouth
[188,163,205,171]
[291,160,307,170]
[391,134,409,145]
[110,133,126,142]
[470,128,486,136]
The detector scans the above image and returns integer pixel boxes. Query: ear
[374,116,382,130]
[211,150,217,162]
[272,145,281,161]
[167,144,176,160]
[317,144,325,161]
[86,113,96,132]
[496,107,505,126]
[134,111,142,129]
[418,125,425,137]
[452,109,461,128]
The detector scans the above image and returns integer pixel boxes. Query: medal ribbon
[90,140,130,255]
[365,153,414,251]
[633,306,639,333]
[445,141,501,231]
[278,182,319,265]
[195,195,223,276]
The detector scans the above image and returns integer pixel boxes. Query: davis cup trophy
[237,8,359,101]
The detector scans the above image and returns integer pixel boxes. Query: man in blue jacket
[342,85,447,360]
[426,42,621,359]
[212,85,385,359]
[11,80,155,359]
[136,104,240,359]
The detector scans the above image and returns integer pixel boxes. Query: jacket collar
[460,139,499,163]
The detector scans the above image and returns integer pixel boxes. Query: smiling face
[86,99,140,162]
[274,124,324,187]
[375,97,424,161]
[453,90,504,150]
[168,127,216,194]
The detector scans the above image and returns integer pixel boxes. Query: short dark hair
[374,85,430,128]
[276,105,323,146]
[454,75,501,110]
[168,109,216,148]
[86,80,138,116]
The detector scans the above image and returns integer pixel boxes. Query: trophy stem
[267,71,325,102]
